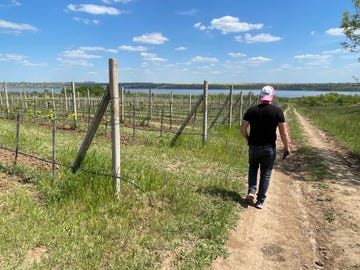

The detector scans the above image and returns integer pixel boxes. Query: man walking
[240,85,291,209]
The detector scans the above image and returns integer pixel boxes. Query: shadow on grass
[198,187,249,208]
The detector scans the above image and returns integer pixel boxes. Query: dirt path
[211,110,360,270]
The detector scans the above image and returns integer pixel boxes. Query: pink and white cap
[260,85,275,102]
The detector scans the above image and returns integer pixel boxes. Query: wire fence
[0,86,260,194]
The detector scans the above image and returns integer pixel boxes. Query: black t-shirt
[243,103,285,147]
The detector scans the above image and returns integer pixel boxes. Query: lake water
[5,88,360,98]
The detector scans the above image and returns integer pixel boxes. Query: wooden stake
[202,80,208,144]
[109,58,121,197]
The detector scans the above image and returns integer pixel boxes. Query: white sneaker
[255,200,264,209]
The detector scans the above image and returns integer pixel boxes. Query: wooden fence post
[148,88,152,120]
[239,91,243,125]
[51,89,56,111]
[160,105,164,137]
[71,82,77,128]
[169,92,173,129]
[23,88,28,110]
[3,82,10,113]
[121,87,125,123]
[202,80,208,144]
[64,86,68,113]
[14,113,20,165]
[189,92,192,113]
[228,85,233,127]
[132,107,136,141]
[52,114,56,181]
[109,58,121,197]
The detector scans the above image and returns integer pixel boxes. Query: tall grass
[296,94,360,158]
[286,107,333,181]
[0,118,247,269]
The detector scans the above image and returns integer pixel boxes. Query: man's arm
[240,120,250,143]
[278,122,291,156]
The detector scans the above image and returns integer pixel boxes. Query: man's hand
[283,149,290,159]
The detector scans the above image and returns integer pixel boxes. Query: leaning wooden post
[109,58,121,197]
[71,82,77,128]
[228,85,233,128]
[71,87,111,172]
[202,80,208,144]
[170,95,204,146]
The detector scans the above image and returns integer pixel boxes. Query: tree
[341,0,360,52]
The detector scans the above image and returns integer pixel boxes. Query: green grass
[286,107,333,181]
[295,94,360,158]
[0,118,247,269]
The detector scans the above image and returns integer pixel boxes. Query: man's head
[260,85,275,103]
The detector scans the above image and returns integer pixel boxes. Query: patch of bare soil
[211,110,360,270]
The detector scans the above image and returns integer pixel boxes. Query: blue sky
[0,0,359,83]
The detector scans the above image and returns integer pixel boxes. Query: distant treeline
[118,82,360,91]
[4,81,360,92]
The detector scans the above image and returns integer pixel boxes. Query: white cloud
[191,56,218,63]
[80,46,118,53]
[133,32,168,44]
[141,52,167,62]
[57,58,94,67]
[101,0,132,3]
[228,52,246,58]
[0,0,21,7]
[73,17,101,25]
[175,46,188,51]
[322,49,344,55]
[326,28,344,36]
[0,53,46,66]
[294,54,331,65]
[118,45,147,52]
[247,56,271,63]
[62,49,102,59]
[294,54,330,61]
[67,4,121,15]
[0,19,38,34]
[196,16,263,34]
[194,22,208,31]
[241,33,282,44]
[11,0,21,6]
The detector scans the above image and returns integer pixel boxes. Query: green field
[0,116,247,269]
[295,93,360,158]
[0,93,359,269]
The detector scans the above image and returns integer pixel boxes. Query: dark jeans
[248,145,276,202]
